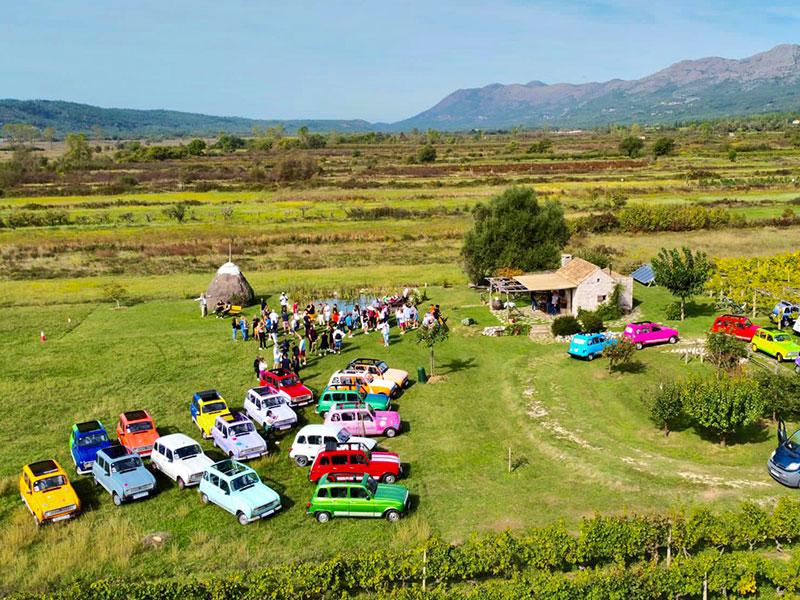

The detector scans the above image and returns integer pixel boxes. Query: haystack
[205,261,255,305]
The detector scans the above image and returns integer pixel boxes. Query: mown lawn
[0,282,791,594]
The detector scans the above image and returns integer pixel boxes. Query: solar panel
[76,420,102,433]
[631,263,655,285]
[103,445,131,459]
[123,410,148,421]
[29,460,58,477]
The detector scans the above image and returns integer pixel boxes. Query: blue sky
[1,0,799,122]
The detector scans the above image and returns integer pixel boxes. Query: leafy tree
[652,137,676,157]
[415,322,449,377]
[91,124,104,141]
[728,149,737,162]
[578,311,604,333]
[603,338,636,373]
[651,247,712,320]
[551,316,581,337]
[681,377,765,446]
[461,186,570,283]
[642,382,684,435]
[705,332,748,378]
[753,369,800,422]
[186,139,206,155]
[215,131,245,152]
[42,126,56,148]
[102,283,128,308]
[417,144,437,163]
[527,139,552,154]
[619,136,644,158]
[63,132,92,167]
[163,203,187,222]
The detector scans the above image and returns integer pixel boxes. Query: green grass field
[0,282,790,594]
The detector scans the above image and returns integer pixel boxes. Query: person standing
[232,317,239,341]
[240,316,249,341]
[291,342,300,372]
[319,325,330,355]
[272,343,282,369]
[259,321,268,350]
[323,303,332,326]
[264,410,276,446]
[381,319,390,347]
[197,293,208,317]
[279,292,289,310]
[551,291,560,315]
[260,297,267,313]
[396,306,405,334]
[298,333,307,366]
[332,327,344,354]
[345,312,354,338]
[281,307,290,334]
[253,354,262,378]
[309,326,319,355]
[259,356,268,382]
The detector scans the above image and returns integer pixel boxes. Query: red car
[309,447,402,484]
[260,369,314,407]
[115,410,158,457]
[711,314,760,341]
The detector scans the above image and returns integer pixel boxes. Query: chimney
[561,254,573,267]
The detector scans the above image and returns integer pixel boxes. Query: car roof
[349,358,381,365]
[324,384,361,392]
[122,410,150,422]
[27,459,60,477]
[717,313,748,320]
[269,368,294,377]
[332,401,368,410]
[194,389,221,400]
[297,424,346,436]
[101,444,132,460]
[318,473,369,487]
[75,420,104,434]
[209,459,251,478]
[248,385,280,398]
[156,433,200,449]
[761,327,786,333]
[218,411,249,425]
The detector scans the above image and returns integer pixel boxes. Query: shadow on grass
[441,357,477,374]
[694,420,771,447]
[685,301,717,318]
[610,360,646,374]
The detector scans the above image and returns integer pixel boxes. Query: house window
[597,295,607,302]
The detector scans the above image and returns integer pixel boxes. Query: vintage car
[289,424,377,467]
[309,447,402,484]
[567,333,616,361]
[768,419,800,487]
[116,410,158,457]
[69,420,111,475]
[316,384,390,416]
[327,370,397,399]
[306,473,409,523]
[770,301,800,327]
[244,386,298,431]
[191,390,231,438]
[259,369,314,407]
[323,402,400,438]
[622,321,679,350]
[751,327,800,362]
[198,459,281,525]
[711,314,761,341]
[19,459,81,525]
[347,358,409,389]
[92,445,157,506]
[211,412,268,460]
[150,433,213,489]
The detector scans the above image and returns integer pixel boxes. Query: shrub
[417,144,437,163]
[551,316,581,337]
[163,203,187,222]
[271,156,319,182]
[187,139,206,155]
[619,136,644,157]
[652,137,676,157]
[705,332,748,377]
[578,311,604,333]
[642,382,683,435]
[664,302,682,321]
[603,338,636,372]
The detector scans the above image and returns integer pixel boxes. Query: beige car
[347,358,409,389]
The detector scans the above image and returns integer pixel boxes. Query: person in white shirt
[272,343,282,369]
[279,292,288,309]
[381,320,391,347]
[323,303,332,325]
[396,307,405,334]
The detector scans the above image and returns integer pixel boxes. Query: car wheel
[315,511,331,523]
[295,456,309,467]
[384,428,397,438]
[752,343,758,353]
[384,509,401,523]
[587,353,595,361]
[228,450,235,459]
[177,477,186,490]
[382,473,397,484]
[669,336,678,344]
[200,493,210,504]
[635,342,643,350]
[237,512,250,526]
[795,364,800,374]
[777,353,784,363]
[212,439,217,447]
[93,476,99,486]
[33,513,41,527]
[320,411,327,419]
[112,492,122,506]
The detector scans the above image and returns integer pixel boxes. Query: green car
[751,327,800,362]
[307,473,409,523]
[315,385,390,416]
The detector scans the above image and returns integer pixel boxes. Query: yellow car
[191,390,231,438]
[20,459,81,525]
[347,358,409,389]
[327,370,398,398]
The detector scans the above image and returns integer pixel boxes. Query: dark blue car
[768,420,800,487]
[70,420,111,475]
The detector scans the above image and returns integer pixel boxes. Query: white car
[288,424,376,467]
[151,433,213,489]
[244,386,298,431]
[327,370,398,398]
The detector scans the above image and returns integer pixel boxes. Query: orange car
[19,459,81,525]
[116,410,158,457]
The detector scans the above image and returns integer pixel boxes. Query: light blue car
[91,445,157,506]
[198,460,281,525]
[567,333,616,361]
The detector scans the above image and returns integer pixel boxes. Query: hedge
[11,499,800,599]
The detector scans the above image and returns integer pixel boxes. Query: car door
[359,411,375,435]
[330,453,351,478]
[328,486,349,516]
[163,448,175,480]
[206,473,225,509]
[650,325,666,342]
[152,443,166,476]
[349,452,369,480]
[348,485,374,517]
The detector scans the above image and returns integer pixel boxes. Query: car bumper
[76,461,93,475]
[290,396,314,407]
[47,510,79,523]
[767,459,800,487]
[250,503,281,522]
[239,449,268,460]
[567,351,587,359]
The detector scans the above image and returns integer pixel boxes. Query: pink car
[622,321,679,350]
[323,402,400,438]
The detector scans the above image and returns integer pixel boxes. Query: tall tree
[415,321,449,377]
[619,136,644,157]
[63,132,93,166]
[681,377,765,447]
[42,126,56,149]
[651,247,712,320]
[461,186,569,283]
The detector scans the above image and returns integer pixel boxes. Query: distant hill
[395,44,800,130]
[0,99,377,138]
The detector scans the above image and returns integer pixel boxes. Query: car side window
[330,487,347,498]
[331,414,341,422]
[332,455,348,466]
[341,413,354,422]
[323,436,338,446]
[209,473,220,487]
[23,473,31,492]
[651,326,660,332]
[350,487,368,499]
[308,435,322,445]
[320,456,330,465]
[105,462,111,476]
[296,435,306,444]
[768,335,774,342]
[165,449,173,461]
[362,413,373,422]
[219,480,230,494]
[350,454,367,465]
[317,488,329,498]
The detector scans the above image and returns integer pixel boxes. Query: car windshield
[365,477,377,496]
[264,396,283,408]
[337,430,351,443]
[775,334,791,342]
[376,361,388,373]
[204,402,227,413]
[280,376,300,387]
[572,338,585,345]
[786,431,800,451]
[77,432,108,447]
[127,422,152,433]
[367,405,376,417]
[113,456,142,473]
[231,422,255,436]
[231,472,259,491]
[33,474,66,492]
[175,444,202,459]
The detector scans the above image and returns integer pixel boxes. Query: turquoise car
[198,460,281,525]
[568,333,616,361]
[316,385,389,416]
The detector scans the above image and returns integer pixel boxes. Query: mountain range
[3,44,800,137]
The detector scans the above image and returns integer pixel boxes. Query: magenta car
[323,402,400,438]
[622,321,679,350]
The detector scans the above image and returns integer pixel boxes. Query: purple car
[210,412,268,461]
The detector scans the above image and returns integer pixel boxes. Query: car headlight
[771,450,776,459]
[788,462,800,471]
